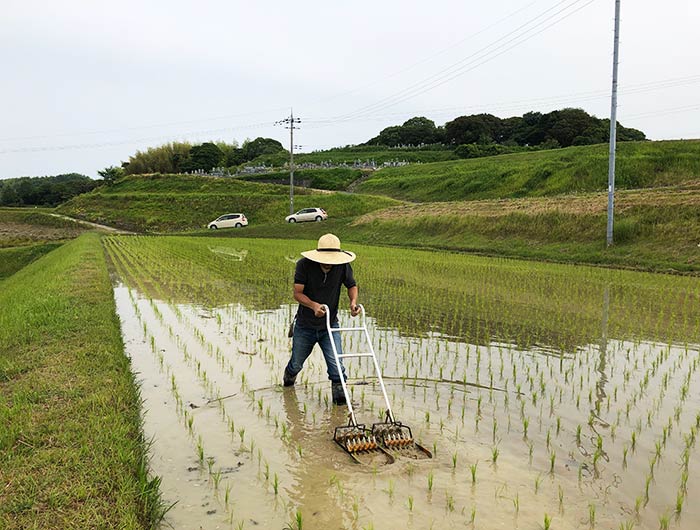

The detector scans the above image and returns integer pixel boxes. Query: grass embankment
[349,185,700,272]
[0,233,165,529]
[57,174,401,232]
[357,140,700,201]
[0,208,89,278]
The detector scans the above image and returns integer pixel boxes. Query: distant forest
[119,108,646,174]
[0,108,646,195]
[365,108,645,149]
[0,173,98,207]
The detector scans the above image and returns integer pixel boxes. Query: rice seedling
[675,490,684,514]
[544,513,552,530]
[446,493,455,512]
[212,470,222,490]
[102,235,700,530]
[469,462,478,485]
[427,471,434,493]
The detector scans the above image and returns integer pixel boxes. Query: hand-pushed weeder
[324,304,432,462]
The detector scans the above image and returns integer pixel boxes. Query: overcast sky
[1,0,698,179]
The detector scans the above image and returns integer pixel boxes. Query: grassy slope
[345,185,700,272]
[357,140,700,201]
[57,174,401,232]
[0,233,163,529]
[53,140,700,272]
[0,207,86,248]
[0,243,63,279]
[0,208,91,278]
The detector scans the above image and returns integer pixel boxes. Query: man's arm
[348,285,359,317]
[294,283,326,317]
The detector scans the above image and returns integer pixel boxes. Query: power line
[301,1,539,110]
[330,0,596,122]
[0,107,288,144]
[303,74,700,129]
[0,121,273,155]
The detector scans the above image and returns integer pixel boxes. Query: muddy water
[113,282,700,530]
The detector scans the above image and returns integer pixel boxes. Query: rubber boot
[332,382,347,406]
[283,368,296,387]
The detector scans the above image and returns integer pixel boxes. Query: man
[283,233,360,405]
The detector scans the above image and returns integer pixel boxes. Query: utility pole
[606,0,621,247]
[275,110,301,215]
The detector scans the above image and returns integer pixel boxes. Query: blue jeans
[286,322,347,383]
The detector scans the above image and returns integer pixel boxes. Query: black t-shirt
[294,258,357,329]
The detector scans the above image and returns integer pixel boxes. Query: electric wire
[329,0,596,122]
[0,121,273,154]
[301,0,539,109]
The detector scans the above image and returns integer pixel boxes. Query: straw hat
[301,234,356,265]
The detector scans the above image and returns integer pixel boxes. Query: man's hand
[350,303,360,317]
[313,303,327,318]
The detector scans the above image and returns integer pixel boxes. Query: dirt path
[47,213,135,234]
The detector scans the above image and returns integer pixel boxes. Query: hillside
[343,183,700,272]
[56,174,401,232]
[356,140,700,201]
[52,140,700,272]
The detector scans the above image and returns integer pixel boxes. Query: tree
[125,142,192,174]
[398,116,439,145]
[0,183,20,206]
[98,166,125,185]
[183,142,225,172]
[241,137,286,161]
[367,116,440,146]
[216,141,246,167]
[0,174,96,206]
[444,114,502,145]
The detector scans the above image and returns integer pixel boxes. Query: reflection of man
[283,234,359,406]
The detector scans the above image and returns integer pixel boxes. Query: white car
[208,213,248,229]
[285,207,327,223]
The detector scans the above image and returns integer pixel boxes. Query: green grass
[347,188,700,272]
[356,140,700,201]
[0,207,87,248]
[57,174,400,232]
[0,242,62,279]
[0,233,166,529]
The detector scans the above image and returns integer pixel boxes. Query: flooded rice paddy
[104,236,700,530]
